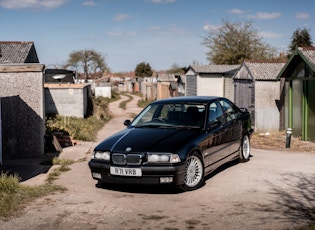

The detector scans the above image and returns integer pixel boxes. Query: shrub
[0,172,65,219]
[45,95,117,142]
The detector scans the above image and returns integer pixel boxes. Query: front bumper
[88,160,186,186]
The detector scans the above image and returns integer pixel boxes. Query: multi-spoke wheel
[181,153,204,191]
[239,135,250,162]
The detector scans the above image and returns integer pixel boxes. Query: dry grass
[251,131,315,153]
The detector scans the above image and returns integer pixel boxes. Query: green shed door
[307,80,315,141]
[292,80,303,137]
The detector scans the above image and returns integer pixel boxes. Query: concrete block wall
[45,84,91,118]
[0,64,45,159]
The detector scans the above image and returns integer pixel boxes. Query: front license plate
[110,166,142,177]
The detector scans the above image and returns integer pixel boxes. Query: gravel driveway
[1,94,315,230]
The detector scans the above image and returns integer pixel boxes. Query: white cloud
[147,24,186,36]
[229,8,245,15]
[146,0,176,4]
[203,23,220,31]
[0,0,68,10]
[82,1,97,7]
[114,13,131,21]
[259,31,283,39]
[107,31,136,37]
[295,12,310,19]
[251,12,282,19]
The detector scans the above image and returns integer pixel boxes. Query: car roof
[151,96,222,104]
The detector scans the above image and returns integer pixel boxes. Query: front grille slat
[112,153,126,165]
[112,153,143,166]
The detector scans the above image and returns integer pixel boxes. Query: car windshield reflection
[131,103,206,129]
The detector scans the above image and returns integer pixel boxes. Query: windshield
[131,103,206,128]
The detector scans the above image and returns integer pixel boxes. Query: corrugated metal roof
[157,73,176,82]
[0,41,39,64]
[299,47,315,67]
[190,64,240,73]
[244,61,286,80]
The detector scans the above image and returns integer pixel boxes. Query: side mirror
[124,120,131,126]
[208,120,221,130]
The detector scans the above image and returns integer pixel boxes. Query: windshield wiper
[175,125,201,129]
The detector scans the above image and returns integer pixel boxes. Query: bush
[45,95,117,142]
[46,115,106,141]
[0,172,64,219]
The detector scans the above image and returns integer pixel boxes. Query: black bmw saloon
[88,96,253,191]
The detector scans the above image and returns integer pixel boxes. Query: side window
[208,101,225,125]
[219,99,241,122]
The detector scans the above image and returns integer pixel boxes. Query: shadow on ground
[0,152,59,182]
[254,173,315,228]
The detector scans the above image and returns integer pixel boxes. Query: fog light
[160,177,173,183]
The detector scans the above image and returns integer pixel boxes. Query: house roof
[277,47,315,79]
[189,64,240,74]
[157,73,176,82]
[299,46,315,67]
[240,60,286,80]
[0,41,39,64]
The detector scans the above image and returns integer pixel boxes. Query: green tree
[135,62,153,77]
[288,28,313,55]
[202,19,277,64]
[64,49,109,82]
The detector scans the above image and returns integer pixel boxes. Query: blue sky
[0,0,314,72]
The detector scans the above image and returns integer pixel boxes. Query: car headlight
[147,153,181,163]
[92,151,110,161]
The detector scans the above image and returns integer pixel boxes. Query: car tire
[180,153,204,191]
[239,135,250,162]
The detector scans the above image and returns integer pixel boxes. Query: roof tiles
[244,61,286,80]
[190,64,240,74]
[0,41,39,64]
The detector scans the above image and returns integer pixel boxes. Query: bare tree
[64,49,109,82]
[202,19,277,64]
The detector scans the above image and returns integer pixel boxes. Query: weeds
[120,93,133,110]
[0,172,65,219]
[46,157,74,184]
[137,99,153,108]
[45,95,120,142]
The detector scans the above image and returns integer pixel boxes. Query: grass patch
[119,93,133,110]
[185,219,201,228]
[46,157,74,184]
[142,214,168,220]
[0,172,65,219]
[46,115,107,142]
[45,95,119,142]
[300,224,315,230]
[137,99,153,108]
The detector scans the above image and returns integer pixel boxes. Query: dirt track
[1,94,315,230]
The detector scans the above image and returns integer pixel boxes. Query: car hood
[94,127,201,153]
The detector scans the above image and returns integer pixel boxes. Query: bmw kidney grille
[112,153,142,165]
